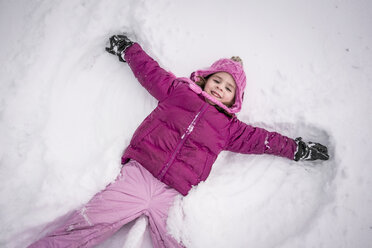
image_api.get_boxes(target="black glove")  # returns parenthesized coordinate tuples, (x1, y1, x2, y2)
(105, 34, 134, 62)
(294, 137, 329, 161)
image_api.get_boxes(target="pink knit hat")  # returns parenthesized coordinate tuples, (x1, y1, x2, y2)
(189, 58, 247, 114)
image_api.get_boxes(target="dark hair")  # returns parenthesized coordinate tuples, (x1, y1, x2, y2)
(195, 76, 208, 90)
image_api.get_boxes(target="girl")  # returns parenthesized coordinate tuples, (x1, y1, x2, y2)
(28, 34, 329, 248)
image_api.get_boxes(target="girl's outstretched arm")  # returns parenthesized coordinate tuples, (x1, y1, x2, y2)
(125, 43, 178, 101)
(225, 119, 329, 161)
(225, 118, 297, 160)
(106, 34, 178, 101)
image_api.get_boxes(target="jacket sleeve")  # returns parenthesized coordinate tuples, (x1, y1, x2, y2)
(124, 43, 178, 101)
(225, 118, 297, 160)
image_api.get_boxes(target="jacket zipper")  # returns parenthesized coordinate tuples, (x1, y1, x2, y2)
(158, 102, 209, 180)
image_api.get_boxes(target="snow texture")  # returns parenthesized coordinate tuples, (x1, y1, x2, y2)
(0, 0, 371, 247)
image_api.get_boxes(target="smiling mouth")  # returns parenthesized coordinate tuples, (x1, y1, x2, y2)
(211, 90, 221, 99)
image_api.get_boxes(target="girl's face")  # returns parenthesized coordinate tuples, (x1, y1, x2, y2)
(204, 72, 236, 107)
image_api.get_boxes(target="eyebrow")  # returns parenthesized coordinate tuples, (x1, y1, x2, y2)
(214, 75, 236, 89)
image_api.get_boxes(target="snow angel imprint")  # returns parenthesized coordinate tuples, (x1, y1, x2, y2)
(28, 34, 329, 248)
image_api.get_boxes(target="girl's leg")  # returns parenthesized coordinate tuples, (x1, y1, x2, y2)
(132, 163, 183, 248)
(28, 161, 153, 248)
(147, 193, 184, 248)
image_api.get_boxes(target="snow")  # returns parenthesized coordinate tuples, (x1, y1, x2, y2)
(1, 0, 371, 247)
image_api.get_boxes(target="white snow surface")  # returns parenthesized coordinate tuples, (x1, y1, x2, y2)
(1, 0, 372, 247)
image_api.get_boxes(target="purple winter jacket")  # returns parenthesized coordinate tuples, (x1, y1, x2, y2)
(121, 43, 297, 196)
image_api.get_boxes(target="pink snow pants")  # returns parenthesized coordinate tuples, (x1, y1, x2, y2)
(28, 160, 183, 248)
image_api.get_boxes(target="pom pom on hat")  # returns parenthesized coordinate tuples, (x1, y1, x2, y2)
(230, 56, 243, 66)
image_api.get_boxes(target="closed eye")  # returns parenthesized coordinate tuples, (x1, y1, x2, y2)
(213, 79, 220, 84)
(226, 87, 232, 92)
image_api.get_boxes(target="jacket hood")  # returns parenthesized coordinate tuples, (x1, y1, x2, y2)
(188, 58, 247, 114)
